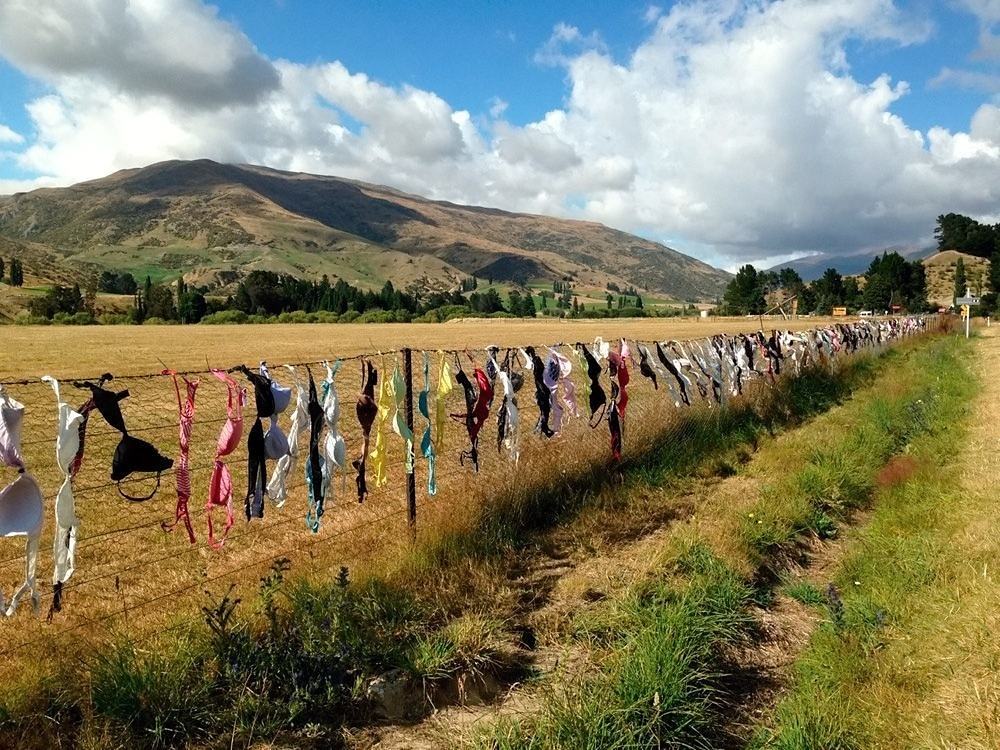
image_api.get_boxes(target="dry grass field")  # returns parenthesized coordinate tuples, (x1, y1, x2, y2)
(0, 316, 844, 378)
(0, 316, 873, 698)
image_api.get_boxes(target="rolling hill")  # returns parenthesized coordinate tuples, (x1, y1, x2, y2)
(0, 159, 730, 300)
(922, 250, 991, 309)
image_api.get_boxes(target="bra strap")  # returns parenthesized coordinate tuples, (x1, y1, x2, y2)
(117, 473, 162, 503)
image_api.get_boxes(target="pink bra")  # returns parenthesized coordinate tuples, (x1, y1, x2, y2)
(162, 371, 199, 544)
(206, 370, 244, 549)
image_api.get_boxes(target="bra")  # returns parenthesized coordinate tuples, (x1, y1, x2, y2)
(212, 370, 244, 456)
(74, 377, 173, 501)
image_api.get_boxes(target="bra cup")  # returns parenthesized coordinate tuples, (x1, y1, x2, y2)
(56, 407, 84, 472)
(216, 418, 243, 457)
(0, 473, 44, 537)
(325, 394, 340, 426)
(0, 397, 25, 469)
(327, 434, 347, 469)
(93, 389, 128, 434)
(209, 462, 233, 505)
(264, 423, 289, 460)
(112, 434, 174, 482)
(270, 383, 292, 415)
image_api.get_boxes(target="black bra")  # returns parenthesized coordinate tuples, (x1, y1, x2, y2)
(74, 375, 173, 502)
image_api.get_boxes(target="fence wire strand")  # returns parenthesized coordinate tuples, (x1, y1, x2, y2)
(0, 319, 928, 659)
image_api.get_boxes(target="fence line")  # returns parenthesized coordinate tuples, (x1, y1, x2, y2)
(0, 319, 928, 657)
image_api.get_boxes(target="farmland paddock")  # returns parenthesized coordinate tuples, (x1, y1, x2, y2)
(0, 316, 947, 748)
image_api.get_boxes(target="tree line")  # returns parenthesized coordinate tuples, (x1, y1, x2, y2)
(22, 269, 543, 324)
(934, 213, 1000, 257)
(722, 251, 929, 316)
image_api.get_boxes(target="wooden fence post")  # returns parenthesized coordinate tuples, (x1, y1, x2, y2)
(403, 348, 417, 532)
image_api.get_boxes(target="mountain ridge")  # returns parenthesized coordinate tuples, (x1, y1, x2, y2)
(0, 159, 730, 300)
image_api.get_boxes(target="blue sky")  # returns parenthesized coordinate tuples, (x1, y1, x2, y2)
(1, 0, 999, 268)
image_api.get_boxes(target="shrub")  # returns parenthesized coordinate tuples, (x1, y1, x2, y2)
(200, 310, 248, 325)
(97, 313, 130, 325)
(12, 310, 49, 326)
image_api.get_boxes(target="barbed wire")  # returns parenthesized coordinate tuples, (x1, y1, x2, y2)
(0, 319, 928, 660)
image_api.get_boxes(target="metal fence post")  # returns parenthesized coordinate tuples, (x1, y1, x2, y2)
(403, 348, 417, 532)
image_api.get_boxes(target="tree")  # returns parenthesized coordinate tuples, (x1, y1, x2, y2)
(934, 213, 1000, 257)
(520, 292, 536, 318)
(722, 264, 765, 315)
(812, 268, 845, 314)
(954, 257, 967, 304)
(862, 274, 892, 311)
(28, 284, 85, 318)
(8, 259, 23, 287)
(508, 290, 523, 317)
(98, 271, 138, 294)
(178, 290, 207, 323)
(146, 284, 178, 320)
(0, 257, 5, 281)
(777, 267, 803, 289)
(842, 277, 862, 310)
(862, 252, 927, 312)
(635, 294, 643, 309)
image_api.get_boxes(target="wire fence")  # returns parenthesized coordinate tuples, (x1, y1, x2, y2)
(0, 318, 929, 663)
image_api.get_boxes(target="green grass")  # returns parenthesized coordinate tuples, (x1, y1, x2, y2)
(480, 543, 754, 750)
(473, 335, 973, 750)
(751, 336, 979, 750)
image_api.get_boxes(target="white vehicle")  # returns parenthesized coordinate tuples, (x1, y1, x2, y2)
(858, 310, 873, 317)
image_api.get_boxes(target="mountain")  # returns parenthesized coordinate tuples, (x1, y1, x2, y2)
(769, 247, 932, 281)
(0, 159, 730, 300)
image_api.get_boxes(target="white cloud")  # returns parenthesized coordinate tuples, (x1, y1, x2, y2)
(643, 5, 664, 25)
(0, 0, 279, 107)
(488, 96, 509, 119)
(0, 0, 998, 267)
(0, 125, 23, 144)
(533, 23, 609, 67)
(960, 0, 1000, 25)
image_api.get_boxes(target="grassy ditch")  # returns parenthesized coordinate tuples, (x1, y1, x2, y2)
(0, 336, 943, 749)
(472, 334, 973, 749)
(752, 337, 982, 749)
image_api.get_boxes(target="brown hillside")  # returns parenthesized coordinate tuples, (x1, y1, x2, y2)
(923, 250, 991, 308)
(0, 159, 731, 300)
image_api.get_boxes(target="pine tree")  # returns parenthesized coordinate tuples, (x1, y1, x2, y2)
(954, 257, 967, 304)
(0, 257, 5, 282)
(9, 259, 23, 287)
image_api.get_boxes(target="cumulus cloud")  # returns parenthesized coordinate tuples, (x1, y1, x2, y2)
(1, 0, 1000, 267)
(0, 124, 23, 144)
(0, 0, 279, 107)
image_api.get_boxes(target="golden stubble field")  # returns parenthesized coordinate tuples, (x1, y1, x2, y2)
(0, 316, 852, 686)
(0, 316, 844, 378)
